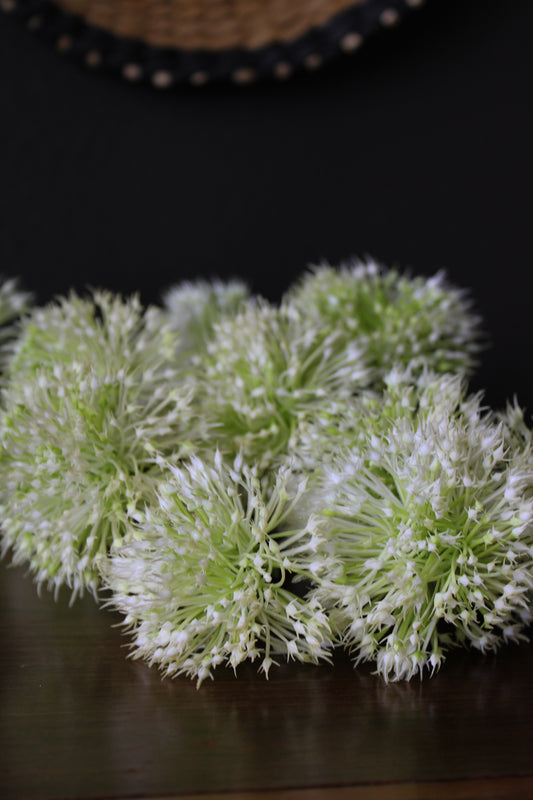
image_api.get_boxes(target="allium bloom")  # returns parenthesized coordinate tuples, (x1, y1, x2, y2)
(291, 367, 474, 475)
(0, 277, 32, 369)
(290, 372, 533, 681)
(104, 453, 332, 685)
(197, 299, 371, 471)
(162, 278, 250, 360)
(0, 291, 201, 597)
(285, 260, 482, 381)
(5, 290, 176, 379)
(0, 277, 32, 328)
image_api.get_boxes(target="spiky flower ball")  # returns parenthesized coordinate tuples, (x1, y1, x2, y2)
(285, 260, 482, 381)
(198, 299, 371, 471)
(290, 372, 533, 681)
(104, 453, 333, 685)
(0, 277, 32, 329)
(4, 290, 177, 379)
(291, 367, 476, 475)
(0, 291, 201, 597)
(0, 277, 32, 371)
(162, 278, 250, 361)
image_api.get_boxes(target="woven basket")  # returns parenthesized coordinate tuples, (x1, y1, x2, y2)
(3, 0, 426, 85)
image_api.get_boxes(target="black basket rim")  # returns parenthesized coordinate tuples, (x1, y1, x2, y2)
(2, 0, 426, 86)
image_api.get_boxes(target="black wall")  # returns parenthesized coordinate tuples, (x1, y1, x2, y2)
(1, 0, 532, 408)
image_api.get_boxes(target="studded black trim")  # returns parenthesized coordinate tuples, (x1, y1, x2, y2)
(1, 0, 425, 86)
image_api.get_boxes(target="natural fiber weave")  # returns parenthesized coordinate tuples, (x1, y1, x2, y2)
(53, 0, 364, 50)
(52, 0, 363, 50)
(4, 0, 425, 85)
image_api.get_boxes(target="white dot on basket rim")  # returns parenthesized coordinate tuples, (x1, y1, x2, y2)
(152, 70, 174, 89)
(56, 34, 73, 53)
(340, 32, 363, 52)
(190, 70, 209, 86)
(85, 50, 102, 68)
(27, 14, 42, 30)
(304, 53, 323, 70)
(274, 61, 292, 80)
(380, 8, 400, 26)
(122, 62, 143, 82)
(232, 67, 256, 85)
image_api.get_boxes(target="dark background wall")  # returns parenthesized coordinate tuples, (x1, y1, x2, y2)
(0, 0, 532, 408)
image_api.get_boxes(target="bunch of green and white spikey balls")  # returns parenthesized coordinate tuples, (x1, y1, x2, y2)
(1, 261, 532, 685)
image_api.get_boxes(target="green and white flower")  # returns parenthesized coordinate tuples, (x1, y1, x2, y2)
(0, 291, 201, 597)
(5, 290, 175, 379)
(0, 277, 31, 328)
(288, 372, 533, 681)
(291, 367, 478, 475)
(162, 278, 250, 361)
(285, 260, 482, 382)
(0, 277, 32, 372)
(0, 263, 530, 685)
(198, 299, 371, 471)
(104, 453, 333, 685)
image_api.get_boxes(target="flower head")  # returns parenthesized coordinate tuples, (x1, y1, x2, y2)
(103, 453, 332, 685)
(0, 277, 32, 372)
(0, 291, 201, 597)
(292, 367, 478, 473)
(197, 299, 371, 471)
(162, 278, 250, 361)
(285, 260, 482, 382)
(5, 290, 175, 379)
(289, 372, 533, 680)
(0, 277, 32, 327)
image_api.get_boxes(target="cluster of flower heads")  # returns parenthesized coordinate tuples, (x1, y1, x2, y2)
(0, 259, 532, 685)
(0, 290, 204, 597)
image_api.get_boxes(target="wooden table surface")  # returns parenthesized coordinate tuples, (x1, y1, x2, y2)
(1, 562, 533, 800)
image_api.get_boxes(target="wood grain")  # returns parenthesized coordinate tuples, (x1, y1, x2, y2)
(140, 778, 533, 799)
(1, 562, 532, 799)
